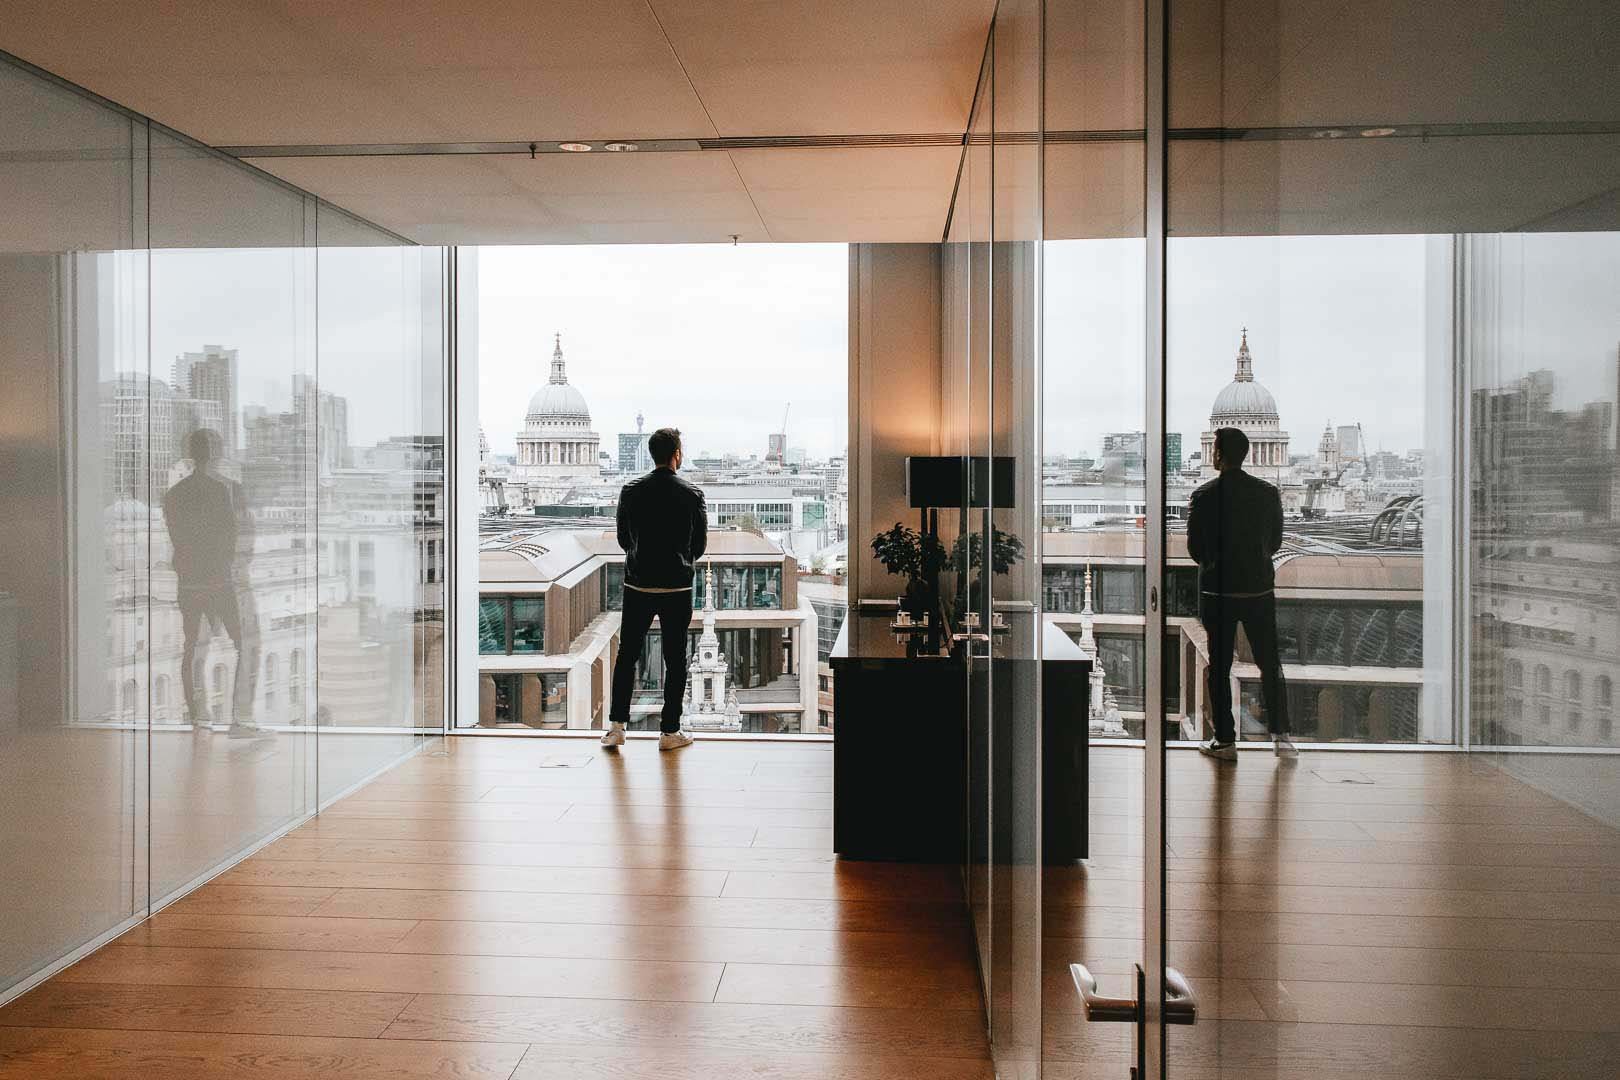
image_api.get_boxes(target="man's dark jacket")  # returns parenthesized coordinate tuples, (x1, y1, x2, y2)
(616, 468, 709, 589)
(1185, 468, 1283, 596)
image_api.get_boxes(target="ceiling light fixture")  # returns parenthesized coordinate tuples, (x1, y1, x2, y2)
(1359, 127, 1397, 138)
(558, 142, 593, 152)
(1310, 128, 1346, 139)
(603, 142, 639, 152)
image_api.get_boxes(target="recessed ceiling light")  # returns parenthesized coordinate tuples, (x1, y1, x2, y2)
(603, 142, 639, 152)
(1359, 127, 1397, 138)
(1310, 128, 1346, 139)
(558, 142, 593, 153)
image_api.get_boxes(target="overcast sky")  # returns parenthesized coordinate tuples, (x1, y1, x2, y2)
(476, 244, 848, 460)
(141, 233, 1617, 462)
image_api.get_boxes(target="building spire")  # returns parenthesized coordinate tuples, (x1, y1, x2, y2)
(1078, 563, 1097, 653)
(549, 332, 567, 385)
(1234, 327, 1254, 382)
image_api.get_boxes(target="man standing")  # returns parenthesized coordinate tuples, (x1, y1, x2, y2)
(602, 427, 706, 751)
(163, 427, 263, 739)
(1187, 426, 1296, 761)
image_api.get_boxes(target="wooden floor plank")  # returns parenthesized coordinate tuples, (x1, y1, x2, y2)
(309, 887, 972, 933)
(714, 962, 985, 1010)
(0, 983, 412, 1038)
(0, 1027, 528, 1080)
(510, 1043, 994, 1080)
(389, 918, 978, 970)
(259, 835, 837, 873)
(57, 944, 725, 1003)
(121, 913, 420, 953)
(383, 994, 991, 1059)
(218, 858, 732, 896)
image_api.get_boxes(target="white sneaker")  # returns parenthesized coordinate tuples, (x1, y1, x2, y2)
(1274, 734, 1299, 760)
(600, 723, 626, 748)
(658, 730, 694, 752)
(1199, 737, 1237, 762)
(227, 722, 274, 742)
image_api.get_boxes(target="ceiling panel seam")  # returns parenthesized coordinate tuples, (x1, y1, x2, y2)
(642, 0, 771, 241)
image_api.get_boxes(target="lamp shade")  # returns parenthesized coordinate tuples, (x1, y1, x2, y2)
(906, 455, 1015, 508)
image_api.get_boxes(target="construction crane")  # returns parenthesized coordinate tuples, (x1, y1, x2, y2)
(767, 403, 791, 468)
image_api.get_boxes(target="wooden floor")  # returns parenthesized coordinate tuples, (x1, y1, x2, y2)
(1045, 746, 1620, 1080)
(6, 739, 1618, 1079)
(0, 737, 993, 1080)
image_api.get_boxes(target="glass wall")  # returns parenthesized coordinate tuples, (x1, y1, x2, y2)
(942, 2, 1047, 1073)
(1155, 3, 1620, 1079)
(0, 53, 445, 1004)
(0, 57, 144, 1001)
(968, 2, 1618, 1077)
(312, 221, 445, 803)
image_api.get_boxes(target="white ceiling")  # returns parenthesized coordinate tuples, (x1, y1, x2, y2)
(0, 1, 996, 244)
(3, 1, 1616, 245)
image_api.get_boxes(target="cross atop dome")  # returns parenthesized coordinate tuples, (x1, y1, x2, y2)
(549, 332, 567, 385)
(1234, 328, 1254, 382)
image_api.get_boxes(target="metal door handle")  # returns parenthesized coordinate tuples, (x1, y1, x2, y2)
(1070, 963, 1139, 1023)
(1072, 963, 1197, 1026)
(1164, 967, 1197, 1025)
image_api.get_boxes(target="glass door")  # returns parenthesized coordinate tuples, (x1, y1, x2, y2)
(1155, 3, 1620, 1080)
(1041, 0, 1157, 1077)
(1039, 3, 1620, 1078)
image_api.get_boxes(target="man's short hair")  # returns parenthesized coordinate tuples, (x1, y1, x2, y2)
(1213, 426, 1249, 466)
(648, 427, 682, 466)
(186, 427, 221, 465)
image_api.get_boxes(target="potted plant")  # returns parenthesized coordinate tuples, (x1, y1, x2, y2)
(952, 526, 1025, 613)
(870, 522, 947, 619)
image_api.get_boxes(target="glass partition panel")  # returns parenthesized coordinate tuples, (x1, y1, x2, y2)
(944, 24, 996, 1031)
(1041, 1, 1149, 1076)
(0, 50, 445, 1005)
(0, 58, 142, 995)
(988, 1, 1045, 1073)
(147, 129, 315, 902)
(314, 220, 443, 803)
(1467, 230, 1620, 800)
(1161, 3, 1620, 1078)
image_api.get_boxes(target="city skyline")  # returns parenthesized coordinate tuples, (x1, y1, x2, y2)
(477, 244, 849, 460)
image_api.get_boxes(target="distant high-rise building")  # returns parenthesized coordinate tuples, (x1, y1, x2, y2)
(102, 373, 228, 503)
(1100, 431, 1145, 481)
(293, 373, 350, 473)
(617, 411, 653, 473)
(1166, 433, 1183, 473)
(172, 345, 239, 452)
(1336, 424, 1363, 462)
(767, 432, 787, 466)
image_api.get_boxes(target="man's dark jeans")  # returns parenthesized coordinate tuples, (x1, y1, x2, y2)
(1200, 592, 1290, 744)
(610, 587, 693, 734)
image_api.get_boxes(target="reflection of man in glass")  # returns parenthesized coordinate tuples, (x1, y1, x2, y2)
(163, 428, 263, 738)
(1187, 427, 1296, 761)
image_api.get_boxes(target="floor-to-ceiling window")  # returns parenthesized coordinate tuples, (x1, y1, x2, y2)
(459, 244, 845, 736)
